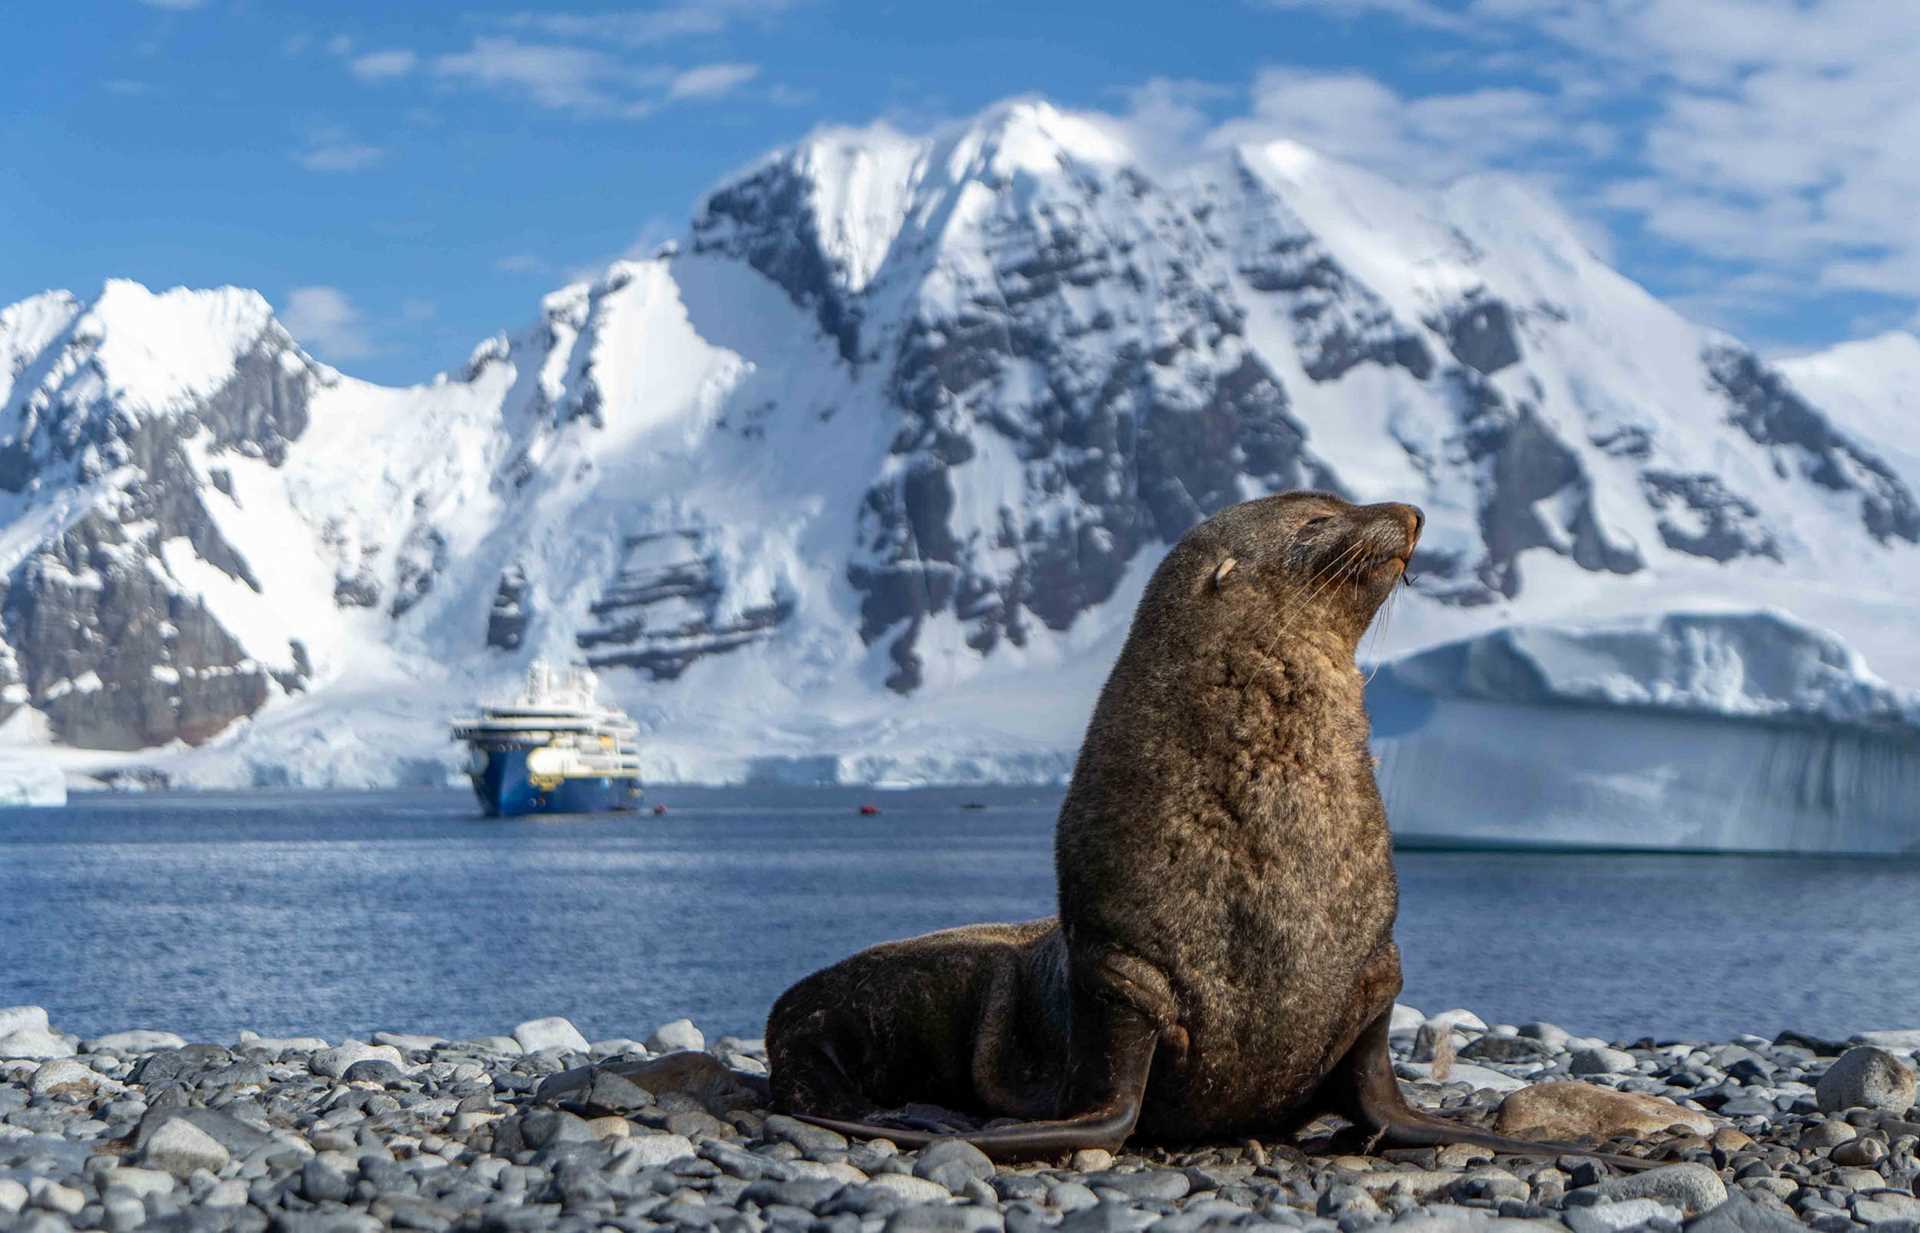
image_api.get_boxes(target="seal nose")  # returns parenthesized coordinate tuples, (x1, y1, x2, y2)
(1404, 505, 1425, 542)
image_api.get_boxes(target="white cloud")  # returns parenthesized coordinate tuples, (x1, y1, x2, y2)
(295, 133, 385, 173)
(350, 50, 417, 82)
(281, 287, 373, 358)
(1237, 0, 1920, 335)
(496, 0, 797, 48)
(667, 62, 759, 101)
(1256, 0, 1476, 34)
(1207, 69, 1577, 186)
(434, 38, 667, 116)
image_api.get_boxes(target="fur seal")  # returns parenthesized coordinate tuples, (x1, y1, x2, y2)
(767, 491, 1649, 1166)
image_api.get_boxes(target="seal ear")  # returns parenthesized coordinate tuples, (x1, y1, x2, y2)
(1211, 557, 1238, 590)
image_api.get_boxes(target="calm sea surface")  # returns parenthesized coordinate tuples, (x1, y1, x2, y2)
(2, 787, 1915, 1045)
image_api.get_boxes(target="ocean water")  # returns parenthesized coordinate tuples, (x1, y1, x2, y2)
(2, 787, 1915, 1045)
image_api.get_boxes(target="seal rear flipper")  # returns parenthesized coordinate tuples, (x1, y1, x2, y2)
(792, 1102, 1142, 1161)
(1336, 1010, 1658, 1174)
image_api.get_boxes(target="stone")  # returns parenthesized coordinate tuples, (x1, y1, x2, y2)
(1853, 1031, 1920, 1053)
(586, 1116, 631, 1139)
(87, 1030, 188, 1053)
(30, 1058, 118, 1097)
(763, 1113, 847, 1153)
(1587, 1164, 1728, 1215)
(236, 1030, 330, 1053)
(867, 1174, 954, 1203)
(311, 1041, 406, 1080)
(203, 1179, 249, 1208)
(135, 1106, 275, 1158)
(465, 1034, 523, 1054)
(885, 1208, 1006, 1233)
(1390, 1005, 1427, 1034)
(1564, 1198, 1680, 1233)
(589, 1038, 649, 1058)
(1681, 1192, 1803, 1233)
(1496, 1083, 1714, 1140)
(1071, 1148, 1114, 1172)
(27, 1179, 85, 1216)
(0, 1028, 74, 1060)
(0, 1007, 49, 1037)
(1400, 1061, 1527, 1092)
(141, 1117, 232, 1177)
(1817, 1047, 1917, 1114)
(1831, 1136, 1888, 1166)
(0, 1180, 24, 1216)
(619, 1131, 697, 1168)
(1802, 1121, 1858, 1149)
(371, 1032, 444, 1051)
(340, 1059, 408, 1086)
(647, 1019, 707, 1054)
(789, 1160, 868, 1184)
(913, 1138, 995, 1191)
(1426, 1009, 1489, 1034)
(1047, 1181, 1099, 1211)
(1853, 1192, 1920, 1223)
(510, 1016, 590, 1054)
(300, 1158, 353, 1204)
(1571, 1048, 1639, 1076)
(1460, 1036, 1556, 1063)
(1083, 1169, 1190, 1201)
(100, 1168, 176, 1200)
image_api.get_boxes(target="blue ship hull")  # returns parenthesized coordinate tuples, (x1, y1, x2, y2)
(468, 747, 642, 818)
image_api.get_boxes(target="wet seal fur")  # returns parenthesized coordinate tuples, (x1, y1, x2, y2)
(766, 492, 1654, 1167)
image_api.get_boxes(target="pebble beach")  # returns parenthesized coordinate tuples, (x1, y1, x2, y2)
(3, 1004, 1918, 1233)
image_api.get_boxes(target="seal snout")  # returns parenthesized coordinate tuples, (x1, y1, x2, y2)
(1359, 501, 1424, 570)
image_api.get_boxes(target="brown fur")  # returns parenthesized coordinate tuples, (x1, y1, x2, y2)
(766, 493, 1649, 1167)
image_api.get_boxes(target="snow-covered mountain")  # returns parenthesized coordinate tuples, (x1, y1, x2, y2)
(3, 98, 1916, 847)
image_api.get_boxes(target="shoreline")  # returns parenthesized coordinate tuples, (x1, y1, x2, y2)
(4, 1005, 1918, 1233)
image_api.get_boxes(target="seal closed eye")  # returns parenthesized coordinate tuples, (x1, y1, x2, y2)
(767, 492, 1650, 1168)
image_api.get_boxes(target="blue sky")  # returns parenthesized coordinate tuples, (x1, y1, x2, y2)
(6, 0, 1917, 383)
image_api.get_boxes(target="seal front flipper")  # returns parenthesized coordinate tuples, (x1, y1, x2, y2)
(1334, 1009, 1658, 1173)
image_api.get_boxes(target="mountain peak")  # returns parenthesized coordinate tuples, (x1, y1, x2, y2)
(74, 280, 279, 416)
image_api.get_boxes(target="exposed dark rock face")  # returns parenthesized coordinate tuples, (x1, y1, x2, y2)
(691, 162, 865, 363)
(389, 524, 447, 619)
(0, 321, 314, 747)
(1202, 161, 1433, 383)
(1642, 472, 1782, 562)
(1706, 345, 1920, 544)
(1435, 293, 1522, 375)
(846, 156, 1332, 691)
(1, 515, 270, 749)
(1438, 371, 1641, 600)
(487, 566, 531, 651)
(576, 530, 790, 679)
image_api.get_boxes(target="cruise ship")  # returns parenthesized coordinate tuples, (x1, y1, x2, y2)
(450, 661, 644, 817)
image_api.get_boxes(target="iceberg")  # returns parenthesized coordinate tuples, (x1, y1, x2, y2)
(0, 760, 68, 808)
(1368, 611, 1920, 854)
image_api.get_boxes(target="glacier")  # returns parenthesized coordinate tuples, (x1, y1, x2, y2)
(0, 97, 1917, 852)
(1370, 611, 1920, 854)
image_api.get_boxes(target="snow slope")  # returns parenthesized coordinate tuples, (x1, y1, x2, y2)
(1, 97, 1916, 852)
